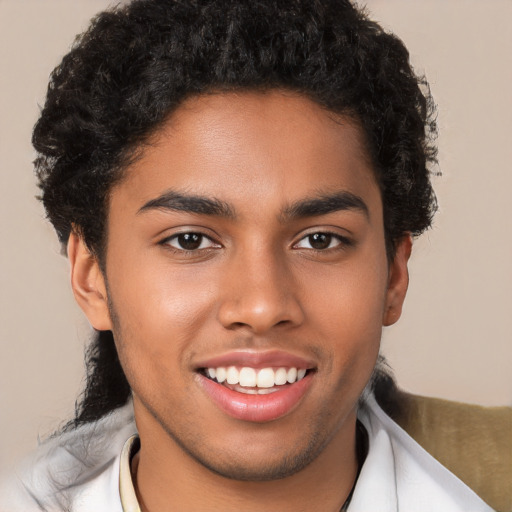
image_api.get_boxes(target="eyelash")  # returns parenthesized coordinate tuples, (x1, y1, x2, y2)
(159, 232, 221, 253)
(292, 231, 354, 253)
(159, 230, 353, 253)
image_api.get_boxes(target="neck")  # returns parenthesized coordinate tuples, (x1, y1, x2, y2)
(132, 409, 359, 512)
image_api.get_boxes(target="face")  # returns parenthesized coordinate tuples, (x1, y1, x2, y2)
(71, 91, 410, 481)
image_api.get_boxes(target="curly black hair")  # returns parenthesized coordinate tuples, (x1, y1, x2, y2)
(33, 0, 438, 427)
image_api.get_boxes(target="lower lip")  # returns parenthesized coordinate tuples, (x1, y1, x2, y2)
(197, 373, 313, 423)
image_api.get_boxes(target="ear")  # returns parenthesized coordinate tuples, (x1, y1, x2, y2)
(382, 235, 413, 327)
(67, 232, 113, 331)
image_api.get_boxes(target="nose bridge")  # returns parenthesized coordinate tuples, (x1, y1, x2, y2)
(217, 241, 303, 333)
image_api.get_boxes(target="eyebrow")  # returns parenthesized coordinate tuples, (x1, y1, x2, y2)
(281, 191, 369, 221)
(138, 190, 235, 218)
(138, 189, 368, 222)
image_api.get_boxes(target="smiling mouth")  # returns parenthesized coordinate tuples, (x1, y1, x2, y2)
(199, 366, 314, 395)
(196, 358, 316, 421)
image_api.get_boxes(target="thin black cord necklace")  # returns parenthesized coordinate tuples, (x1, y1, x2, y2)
(340, 420, 369, 511)
(127, 421, 369, 512)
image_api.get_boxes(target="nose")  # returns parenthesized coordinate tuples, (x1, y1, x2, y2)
(217, 247, 304, 334)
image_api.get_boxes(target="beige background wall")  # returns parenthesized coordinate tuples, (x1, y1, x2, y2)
(1, 0, 510, 471)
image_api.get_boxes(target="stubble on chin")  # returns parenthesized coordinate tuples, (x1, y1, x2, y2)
(143, 394, 344, 482)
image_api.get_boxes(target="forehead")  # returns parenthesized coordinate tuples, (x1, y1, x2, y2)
(114, 90, 379, 215)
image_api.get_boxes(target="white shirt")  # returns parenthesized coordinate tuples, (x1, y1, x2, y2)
(0, 396, 494, 512)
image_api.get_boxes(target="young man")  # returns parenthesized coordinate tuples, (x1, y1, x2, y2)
(1, 1, 509, 511)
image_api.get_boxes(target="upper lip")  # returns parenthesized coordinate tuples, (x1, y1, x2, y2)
(194, 350, 316, 370)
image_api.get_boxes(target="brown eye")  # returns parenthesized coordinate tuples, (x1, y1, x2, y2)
(294, 232, 350, 251)
(176, 233, 203, 250)
(164, 232, 219, 251)
(308, 233, 332, 250)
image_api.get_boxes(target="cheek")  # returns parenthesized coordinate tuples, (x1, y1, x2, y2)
(111, 255, 216, 328)
(305, 252, 388, 374)
(308, 256, 388, 334)
(105, 259, 217, 381)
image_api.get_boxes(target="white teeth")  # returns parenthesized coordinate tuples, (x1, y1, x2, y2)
(286, 367, 298, 384)
(239, 367, 256, 387)
(226, 366, 239, 385)
(274, 367, 288, 385)
(216, 367, 226, 383)
(234, 385, 279, 395)
(256, 368, 275, 388)
(256, 387, 277, 395)
(205, 366, 308, 388)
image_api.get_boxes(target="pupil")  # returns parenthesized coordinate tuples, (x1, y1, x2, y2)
(309, 233, 331, 250)
(178, 233, 202, 250)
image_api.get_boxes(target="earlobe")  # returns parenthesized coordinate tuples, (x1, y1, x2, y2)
(383, 235, 413, 327)
(67, 232, 112, 331)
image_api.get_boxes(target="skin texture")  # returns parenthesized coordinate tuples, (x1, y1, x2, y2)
(68, 90, 411, 512)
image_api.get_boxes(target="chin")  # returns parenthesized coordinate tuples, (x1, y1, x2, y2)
(192, 445, 323, 482)
(165, 417, 334, 482)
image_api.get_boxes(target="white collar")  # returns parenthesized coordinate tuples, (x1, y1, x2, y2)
(350, 395, 493, 511)
(117, 395, 493, 512)
(119, 435, 141, 512)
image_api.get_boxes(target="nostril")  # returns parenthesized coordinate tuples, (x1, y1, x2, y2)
(232, 321, 250, 329)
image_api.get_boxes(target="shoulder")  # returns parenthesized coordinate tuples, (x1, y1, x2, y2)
(355, 393, 503, 511)
(383, 391, 512, 512)
(0, 402, 137, 512)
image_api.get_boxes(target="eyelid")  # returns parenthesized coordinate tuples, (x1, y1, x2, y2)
(292, 229, 354, 250)
(158, 229, 222, 251)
